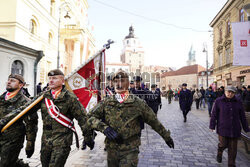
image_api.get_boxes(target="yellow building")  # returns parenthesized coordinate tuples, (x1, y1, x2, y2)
(210, 0, 250, 87)
(0, 0, 95, 84)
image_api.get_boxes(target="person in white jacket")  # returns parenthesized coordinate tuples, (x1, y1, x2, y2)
(193, 89, 202, 109)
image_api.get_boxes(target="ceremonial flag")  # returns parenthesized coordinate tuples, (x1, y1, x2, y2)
(65, 49, 106, 112)
(231, 22, 250, 66)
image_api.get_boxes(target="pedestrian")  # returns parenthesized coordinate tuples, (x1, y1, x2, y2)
(217, 86, 225, 98)
(36, 82, 42, 94)
(0, 74, 38, 167)
(209, 86, 249, 167)
(105, 75, 115, 97)
(42, 83, 49, 91)
(167, 87, 173, 104)
(205, 86, 216, 117)
(179, 83, 192, 122)
(87, 70, 174, 167)
(243, 85, 250, 112)
(193, 89, 202, 109)
(132, 76, 147, 101)
(147, 84, 161, 115)
(199, 87, 206, 108)
(0, 69, 95, 167)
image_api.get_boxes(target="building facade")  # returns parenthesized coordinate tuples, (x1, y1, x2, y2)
(161, 64, 205, 90)
(197, 70, 215, 88)
(120, 25, 144, 74)
(0, 37, 43, 96)
(0, 0, 95, 85)
(210, 0, 250, 87)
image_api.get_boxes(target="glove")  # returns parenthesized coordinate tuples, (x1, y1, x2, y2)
(165, 137, 174, 149)
(0, 119, 8, 133)
(103, 127, 118, 140)
(25, 141, 35, 158)
(82, 139, 95, 150)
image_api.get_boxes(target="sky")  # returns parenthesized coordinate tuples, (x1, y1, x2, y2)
(87, 0, 228, 69)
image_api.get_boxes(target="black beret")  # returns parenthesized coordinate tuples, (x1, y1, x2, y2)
(130, 80, 134, 84)
(112, 70, 129, 80)
(48, 69, 64, 76)
(182, 83, 187, 86)
(133, 76, 142, 82)
(8, 74, 25, 83)
(151, 84, 156, 88)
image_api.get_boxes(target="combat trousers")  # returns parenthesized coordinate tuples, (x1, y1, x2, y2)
(107, 147, 139, 167)
(40, 144, 71, 167)
(0, 136, 24, 167)
(218, 135, 238, 167)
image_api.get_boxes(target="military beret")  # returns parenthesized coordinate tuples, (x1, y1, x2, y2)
(48, 69, 64, 76)
(182, 83, 187, 86)
(107, 75, 112, 81)
(112, 70, 129, 80)
(133, 76, 142, 82)
(130, 80, 134, 84)
(8, 74, 25, 83)
(151, 84, 156, 88)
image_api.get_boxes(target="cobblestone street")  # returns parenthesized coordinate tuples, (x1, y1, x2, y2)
(19, 98, 250, 167)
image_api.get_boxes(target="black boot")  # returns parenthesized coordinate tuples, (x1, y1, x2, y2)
(183, 115, 187, 122)
(216, 148, 223, 163)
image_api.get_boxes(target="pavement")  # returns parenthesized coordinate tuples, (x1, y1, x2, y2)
(19, 98, 250, 167)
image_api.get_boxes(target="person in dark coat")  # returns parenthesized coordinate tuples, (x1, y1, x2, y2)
(147, 84, 161, 115)
(200, 87, 206, 108)
(244, 85, 250, 112)
(205, 86, 216, 117)
(132, 76, 147, 102)
(36, 82, 42, 95)
(179, 83, 192, 122)
(105, 75, 115, 97)
(217, 86, 224, 98)
(209, 86, 249, 166)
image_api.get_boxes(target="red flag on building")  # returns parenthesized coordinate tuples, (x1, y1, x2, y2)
(65, 49, 106, 112)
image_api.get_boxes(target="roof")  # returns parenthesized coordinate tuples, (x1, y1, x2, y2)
(161, 64, 205, 77)
(106, 62, 130, 66)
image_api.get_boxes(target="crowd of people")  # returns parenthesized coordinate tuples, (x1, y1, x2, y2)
(0, 69, 249, 167)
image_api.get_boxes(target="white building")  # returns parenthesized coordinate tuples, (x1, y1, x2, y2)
(106, 62, 130, 76)
(120, 26, 144, 74)
(0, 37, 43, 96)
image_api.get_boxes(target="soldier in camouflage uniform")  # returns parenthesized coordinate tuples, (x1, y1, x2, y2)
(0, 69, 94, 167)
(0, 74, 38, 167)
(87, 70, 174, 167)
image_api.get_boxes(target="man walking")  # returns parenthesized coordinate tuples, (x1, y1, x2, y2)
(0, 69, 94, 167)
(200, 87, 206, 108)
(205, 86, 216, 117)
(0, 74, 38, 167)
(210, 86, 249, 167)
(87, 70, 174, 167)
(179, 83, 192, 122)
(147, 84, 161, 115)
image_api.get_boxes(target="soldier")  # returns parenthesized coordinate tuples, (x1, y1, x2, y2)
(0, 74, 38, 167)
(167, 87, 174, 104)
(87, 70, 174, 167)
(105, 75, 115, 96)
(179, 83, 192, 122)
(0, 69, 94, 167)
(147, 84, 161, 115)
(131, 76, 148, 102)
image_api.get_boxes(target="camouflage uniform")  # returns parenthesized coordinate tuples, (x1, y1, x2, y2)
(0, 90, 38, 167)
(88, 94, 173, 167)
(2, 86, 92, 167)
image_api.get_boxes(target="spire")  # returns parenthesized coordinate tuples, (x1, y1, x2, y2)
(125, 25, 135, 39)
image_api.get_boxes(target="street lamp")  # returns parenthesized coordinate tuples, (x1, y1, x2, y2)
(203, 43, 209, 88)
(243, 3, 250, 21)
(57, 3, 71, 69)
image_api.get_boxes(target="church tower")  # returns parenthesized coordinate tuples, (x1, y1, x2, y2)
(120, 25, 144, 74)
(187, 45, 196, 66)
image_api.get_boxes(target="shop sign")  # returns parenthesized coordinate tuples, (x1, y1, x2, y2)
(240, 69, 250, 74)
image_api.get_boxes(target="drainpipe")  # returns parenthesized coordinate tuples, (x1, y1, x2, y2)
(34, 51, 44, 96)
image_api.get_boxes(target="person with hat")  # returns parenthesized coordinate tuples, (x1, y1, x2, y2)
(132, 76, 148, 101)
(0, 69, 95, 167)
(87, 69, 174, 167)
(0, 74, 38, 167)
(179, 83, 193, 122)
(210, 86, 249, 166)
(205, 86, 216, 117)
(105, 75, 115, 97)
(147, 84, 162, 115)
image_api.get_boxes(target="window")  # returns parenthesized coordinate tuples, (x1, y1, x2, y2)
(48, 32, 53, 44)
(240, 8, 245, 22)
(219, 27, 222, 41)
(226, 21, 230, 35)
(29, 19, 37, 34)
(50, 0, 55, 16)
(225, 48, 231, 64)
(11, 60, 24, 76)
(218, 52, 222, 67)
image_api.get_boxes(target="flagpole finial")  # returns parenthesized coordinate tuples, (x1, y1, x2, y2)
(103, 39, 114, 49)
